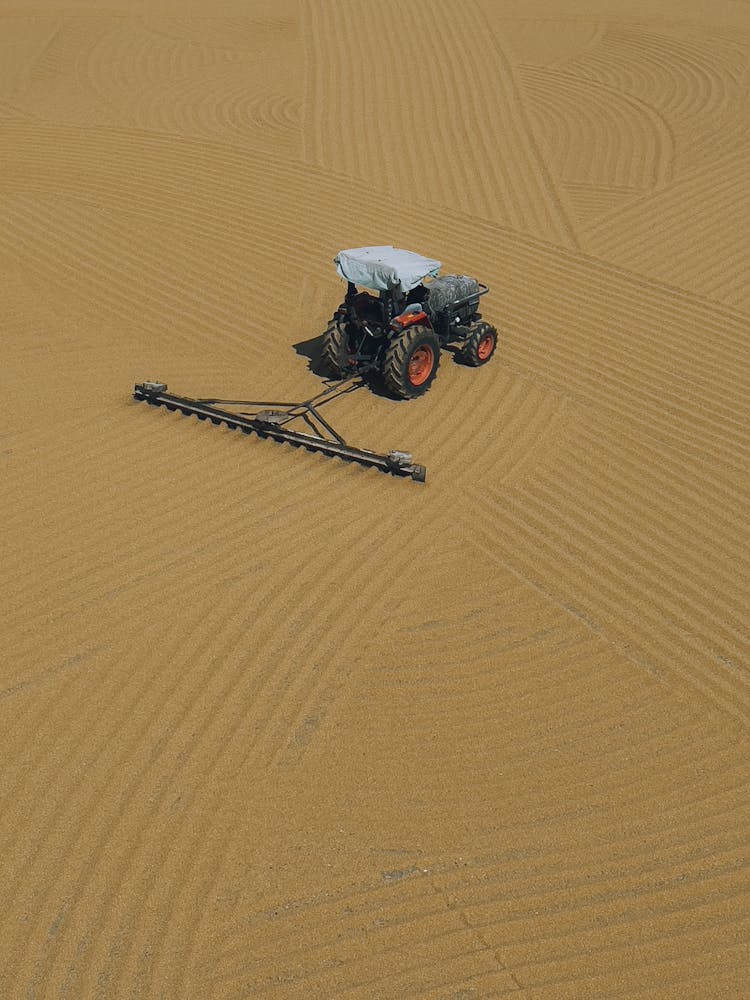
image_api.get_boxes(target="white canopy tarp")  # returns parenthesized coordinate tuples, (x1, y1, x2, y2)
(334, 246, 441, 293)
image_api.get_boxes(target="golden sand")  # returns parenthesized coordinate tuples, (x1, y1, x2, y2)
(1, 1, 749, 996)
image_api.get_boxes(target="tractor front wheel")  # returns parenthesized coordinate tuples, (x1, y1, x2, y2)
(460, 323, 497, 367)
(383, 325, 441, 399)
(321, 321, 355, 378)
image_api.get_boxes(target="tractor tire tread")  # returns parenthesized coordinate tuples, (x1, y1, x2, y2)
(383, 325, 440, 399)
(321, 322, 347, 378)
(461, 322, 497, 367)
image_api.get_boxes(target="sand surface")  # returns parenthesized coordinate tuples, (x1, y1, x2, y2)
(2, 1, 749, 997)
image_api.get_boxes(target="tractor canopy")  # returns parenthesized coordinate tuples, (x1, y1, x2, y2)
(334, 246, 441, 293)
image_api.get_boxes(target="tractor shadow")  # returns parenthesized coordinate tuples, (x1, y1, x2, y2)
(292, 333, 396, 400)
(293, 333, 329, 379)
(442, 344, 466, 365)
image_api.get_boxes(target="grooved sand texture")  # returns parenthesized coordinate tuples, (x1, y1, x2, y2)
(1, 2, 749, 998)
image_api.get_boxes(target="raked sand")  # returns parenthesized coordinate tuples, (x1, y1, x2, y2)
(1, 1, 749, 996)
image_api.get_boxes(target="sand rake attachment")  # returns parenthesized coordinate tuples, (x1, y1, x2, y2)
(133, 380, 426, 482)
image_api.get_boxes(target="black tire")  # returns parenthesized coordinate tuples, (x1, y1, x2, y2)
(460, 322, 497, 367)
(321, 322, 353, 378)
(383, 325, 441, 399)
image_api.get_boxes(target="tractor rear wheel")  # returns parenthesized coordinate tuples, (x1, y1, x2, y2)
(383, 325, 441, 399)
(321, 321, 354, 378)
(460, 323, 497, 367)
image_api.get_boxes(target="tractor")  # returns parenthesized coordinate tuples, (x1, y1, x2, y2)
(321, 246, 497, 398)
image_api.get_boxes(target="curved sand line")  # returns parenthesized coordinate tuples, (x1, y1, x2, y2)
(563, 22, 746, 120)
(519, 66, 674, 193)
(140, 12, 298, 54)
(491, 15, 606, 68)
(82, 20, 300, 148)
(131, 71, 301, 144)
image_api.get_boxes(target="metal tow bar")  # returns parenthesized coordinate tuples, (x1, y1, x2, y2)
(133, 381, 427, 483)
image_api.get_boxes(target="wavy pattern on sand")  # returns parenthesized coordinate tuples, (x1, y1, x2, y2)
(81, 20, 301, 147)
(453, 219, 750, 475)
(131, 70, 301, 143)
(141, 12, 297, 53)
(0, 124, 338, 365)
(84, 20, 240, 100)
(1, 158, 476, 989)
(211, 877, 525, 997)
(584, 147, 750, 312)
(466, 454, 750, 725)
(2, 6, 750, 995)
(410, 366, 574, 493)
(0, 109, 446, 995)
(1, 443, 460, 997)
(141, 501, 470, 998)
(0, 99, 35, 120)
(563, 182, 646, 227)
(200, 556, 748, 995)
(4, 121, 748, 712)
(206, 783, 749, 998)
(520, 67, 674, 194)
(208, 846, 749, 999)
(301, 0, 577, 248)
(7, 16, 123, 124)
(564, 24, 747, 120)
(0, 400, 437, 995)
(0, 14, 62, 99)
(674, 101, 750, 176)
(492, 16, 606, 67)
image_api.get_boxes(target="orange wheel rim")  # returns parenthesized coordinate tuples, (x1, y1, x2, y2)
(477, 333, 494, 360)
(407, 345, 434, 386)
